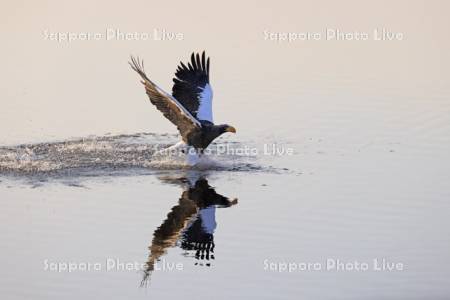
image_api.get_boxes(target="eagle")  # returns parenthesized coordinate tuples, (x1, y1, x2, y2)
(129, 52, 236, 165)
(141, 174, 237, 285)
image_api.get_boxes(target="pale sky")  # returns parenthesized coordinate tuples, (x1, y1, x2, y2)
(1, 0, 449, 144)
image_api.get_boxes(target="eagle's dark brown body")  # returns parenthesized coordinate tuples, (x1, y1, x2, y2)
(185, 122, 232, 152)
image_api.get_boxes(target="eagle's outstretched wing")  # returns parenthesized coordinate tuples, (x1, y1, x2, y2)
(129, 56, 201, 141)
(172, 52, 213, 123)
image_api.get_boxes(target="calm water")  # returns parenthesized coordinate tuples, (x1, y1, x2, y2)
(2, 1, 450, 299)
(1, 115, 449, 299)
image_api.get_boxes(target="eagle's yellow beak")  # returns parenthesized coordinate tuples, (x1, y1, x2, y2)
(226, 126, 236, 133)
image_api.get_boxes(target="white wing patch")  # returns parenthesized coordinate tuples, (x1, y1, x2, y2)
(196, 83, 213, 122)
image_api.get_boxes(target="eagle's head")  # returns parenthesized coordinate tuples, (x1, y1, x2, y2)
(219, 124, 236, 134)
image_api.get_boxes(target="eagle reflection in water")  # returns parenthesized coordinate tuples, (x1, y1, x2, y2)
(142, 174, 237, 285)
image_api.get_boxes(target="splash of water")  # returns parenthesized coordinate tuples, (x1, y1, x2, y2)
(0, 133, 264, 179)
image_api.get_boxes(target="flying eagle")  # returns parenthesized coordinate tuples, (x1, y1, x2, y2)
(129, 52, 236, 165)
